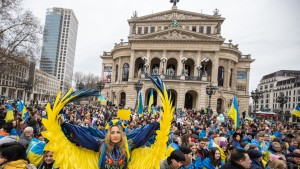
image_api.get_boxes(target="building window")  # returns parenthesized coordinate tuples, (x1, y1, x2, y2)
(137, 27, 142, 34)
(144, 27, 149, 34)
(115, 65, 118, 82)
(150, 27, 155, 33)
(164, 26, 168, 30)
(192, 26, 197, 32)
(270, 84, 274, 88)
(218, 66, 224, 87)
(122, 63, 129, 81)
(199, 26, 204, 33)
(206, 26, 211, 34)
(265, 85, 268, 89)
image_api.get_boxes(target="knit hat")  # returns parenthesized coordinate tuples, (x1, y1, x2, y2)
(169, 150, 186, 161)
(247, 149, 262, 159)
(269, 154, 281, 161)
(180, 146, 192, 154)
(220, 141, 228, 147)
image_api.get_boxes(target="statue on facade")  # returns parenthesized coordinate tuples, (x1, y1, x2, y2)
(170, 0, 180, 6)
(171, 19, 181, 28)
(132, 11, 138, 18)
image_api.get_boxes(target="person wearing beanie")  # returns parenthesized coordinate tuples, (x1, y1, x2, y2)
(247, 149, 263, 169)
(160, 150, 186, 169)
(219, 141, 228, 162)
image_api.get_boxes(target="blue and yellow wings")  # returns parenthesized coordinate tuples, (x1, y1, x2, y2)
(127, 73, 174, 169)
(42, 89, 100, 169)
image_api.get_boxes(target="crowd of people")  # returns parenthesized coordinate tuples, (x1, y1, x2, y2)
(0, 98, 299, 169)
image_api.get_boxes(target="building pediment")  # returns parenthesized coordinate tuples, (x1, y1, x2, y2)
(129, 9, 224, 22)
(129, 28, 225, 42)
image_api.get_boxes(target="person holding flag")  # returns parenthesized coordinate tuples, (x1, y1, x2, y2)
(292, 104, 300, 118)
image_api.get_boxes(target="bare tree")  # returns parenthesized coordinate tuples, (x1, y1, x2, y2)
(0, 0, 43, 72)
(73, 72, 99, 89)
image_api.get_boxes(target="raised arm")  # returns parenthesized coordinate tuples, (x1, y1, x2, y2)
(61, 122, 101, 152)
(129, 121, 160, 149)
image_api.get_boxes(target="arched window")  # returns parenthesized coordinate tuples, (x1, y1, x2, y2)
(122, 63, 129, 81)
(115, 64, 118, 82)
(218, 66, 224, 86)
(120, 92, 126, 107)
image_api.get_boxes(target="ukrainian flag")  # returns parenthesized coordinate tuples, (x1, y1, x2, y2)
(272, 131, 282, 139)
(17, 101, 24, 114)
(97, 95, 107, 105)
(292, 104, 300, 118)
(21, 107, 29, 124)
(5, 103, 14, 122)
(148, 89, 154, 113)
(26, 138, 46, 166)
(228, 96, 240, 128)
(245, 116, 254, 121)
(137, 91, 143, 117)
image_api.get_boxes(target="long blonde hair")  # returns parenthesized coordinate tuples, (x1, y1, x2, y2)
(104, 125, 127, 156)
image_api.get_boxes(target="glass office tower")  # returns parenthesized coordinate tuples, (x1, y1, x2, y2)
(40, 8, 78, 93)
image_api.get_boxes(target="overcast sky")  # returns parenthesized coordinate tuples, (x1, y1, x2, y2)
(23, 0, 300, 92)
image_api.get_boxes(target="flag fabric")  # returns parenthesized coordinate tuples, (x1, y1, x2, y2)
(245, 116, 254, 121)
(137, 91, 143, 117)
(5, 103, 14, 122)
(97, 95, 107, 105)
(228, 96, 240, 128)
(117, 109, 131, 121)
(272, 131, 282, 139)
(292, 104, 300, 117)
(17, 101, 24, 113)
(26, 138, 46, 166)
(148, 89, 154, 113)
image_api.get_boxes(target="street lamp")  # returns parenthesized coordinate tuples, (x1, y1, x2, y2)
(206, 84, 218, 116)
(181, 57, 187, 75)
(161, 57, 167, 75)
(78, 82, 84, 90)
(97, 81, 105, 95)
(250, 89, 264, 113)
(276, 92, 288, 122)
(133, 80, 143, 109)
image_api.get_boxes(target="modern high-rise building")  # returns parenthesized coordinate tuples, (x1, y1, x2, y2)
(40, 7, 78, 93)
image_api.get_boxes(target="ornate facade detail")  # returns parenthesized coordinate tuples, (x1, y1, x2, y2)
(145, 12, 202, 20)
(155, 31, 195, 40)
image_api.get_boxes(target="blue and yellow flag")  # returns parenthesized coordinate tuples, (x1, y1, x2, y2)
(148, 89, 154, 113)
(137, 91, 143, 117)
(5, 103, 14, 122)
(17, 101, 24, 113)
(292, 104, 300, 117)
(245, 116, 254, 121)
(97, 95, 107, 105)
(26, 138, 46, 166)
(228, 96, 240, 128)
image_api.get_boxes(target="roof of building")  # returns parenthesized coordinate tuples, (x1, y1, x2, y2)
(260, 70, 300, 81)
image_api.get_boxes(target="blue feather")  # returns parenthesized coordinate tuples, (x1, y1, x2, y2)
(61, 89, 99, 104)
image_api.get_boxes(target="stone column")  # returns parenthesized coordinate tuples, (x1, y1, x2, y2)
(101, 63, 105, 82)
(118, 58, 122, 82)
(129, 50, 135, 82)
(0, 87, 2, 96)
(211, 52, 219, 85)
(177, 51, 183, 76)
(232, 63, 237, 90)
(246, 68, 250, 94)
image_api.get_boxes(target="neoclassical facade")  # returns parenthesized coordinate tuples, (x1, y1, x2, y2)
(100, 6, 254, 114)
